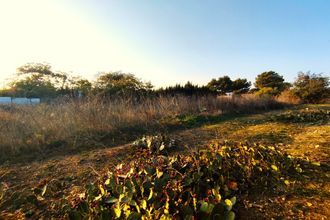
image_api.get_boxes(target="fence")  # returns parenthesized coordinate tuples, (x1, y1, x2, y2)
(0, 97, 40, 105)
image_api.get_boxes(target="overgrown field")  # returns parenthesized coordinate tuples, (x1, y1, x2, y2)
(0, 95, 281, 162)
(0, 101, 329, 219)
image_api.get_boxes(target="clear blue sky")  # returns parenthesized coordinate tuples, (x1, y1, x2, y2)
(0, 0, 329, 87)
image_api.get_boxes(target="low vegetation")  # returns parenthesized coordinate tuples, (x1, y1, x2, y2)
(0, 63, 329, 219)
(0, 95, 283, 163)
(65, 141, 322, 220)
(0, 63, 329, 104)
(270, 108, 330, 124)
(0, 104, 329, 219)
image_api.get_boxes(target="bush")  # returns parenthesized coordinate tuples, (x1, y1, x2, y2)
(254, 71, 287, 96)
(95, 72, 153, 99)
(270, 108, 330, 124)
(64, 141, 309, 219)
(255, 87, 279, 97)
(292, 72, 330, 103)
(276, 89, 302, 104)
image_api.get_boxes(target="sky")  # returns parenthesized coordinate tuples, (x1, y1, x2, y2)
(0, 0, 329, 88)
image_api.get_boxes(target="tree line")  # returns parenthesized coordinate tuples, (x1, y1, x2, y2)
(0, 63, 329, 103)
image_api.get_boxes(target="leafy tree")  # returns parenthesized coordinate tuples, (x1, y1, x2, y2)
(70, 78, 92, 97)
(3, 63, 90, 99)
(232, 78, 251, 94)
(207, 76, 233, 94)
(17, 63, 53, 76)
(95, 72, 153, 98)
(255, 71, 286, 96)
(11, 77, 57, 98)
(157, 82, 215, 96)
(292, 72, 329, 103)
(207, 76, 250, 94)
(17, 63, 69, 89)
(255, 87, 278, 97)
(9, 63, 60, 98)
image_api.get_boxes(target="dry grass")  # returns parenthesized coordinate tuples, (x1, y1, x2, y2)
(0, 104, 328, 219)
(276, 89, 302, 104)
(0, 94, 284, 162)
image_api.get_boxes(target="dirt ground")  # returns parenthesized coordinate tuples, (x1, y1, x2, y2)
(0, 104, 329, 219)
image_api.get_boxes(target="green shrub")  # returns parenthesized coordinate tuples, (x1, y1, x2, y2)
(271, 108, 330, 124)
(64, 140, 308, 219)
(255, 87, 280, 97)
(292, 72, 330, 103)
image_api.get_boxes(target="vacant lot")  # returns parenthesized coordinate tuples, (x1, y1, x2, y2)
(0, 102, 329, 219)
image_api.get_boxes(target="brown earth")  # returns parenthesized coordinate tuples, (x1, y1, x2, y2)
(0, 104, 329, 219)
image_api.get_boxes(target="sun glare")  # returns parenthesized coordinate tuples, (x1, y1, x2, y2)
(0, 0, 153, 86)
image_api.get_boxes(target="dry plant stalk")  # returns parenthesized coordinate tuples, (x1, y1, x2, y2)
(0, 95, 284, 160)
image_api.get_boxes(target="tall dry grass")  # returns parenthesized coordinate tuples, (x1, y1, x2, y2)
(0, 94, 284, 161)
(276, 89, 302, 104)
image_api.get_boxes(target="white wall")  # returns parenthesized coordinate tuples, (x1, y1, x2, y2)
(0, 97, 12, 104)
(0, 97, 41, 105)
(30, 98, 41, 104)
(12, 98, 30, 105)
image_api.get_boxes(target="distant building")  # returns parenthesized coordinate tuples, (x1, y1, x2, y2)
(0, 97, 40, 105)
(12, 98, 30, 105)
(0, 97, 12, 104)
(30, 98, 41, 104)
